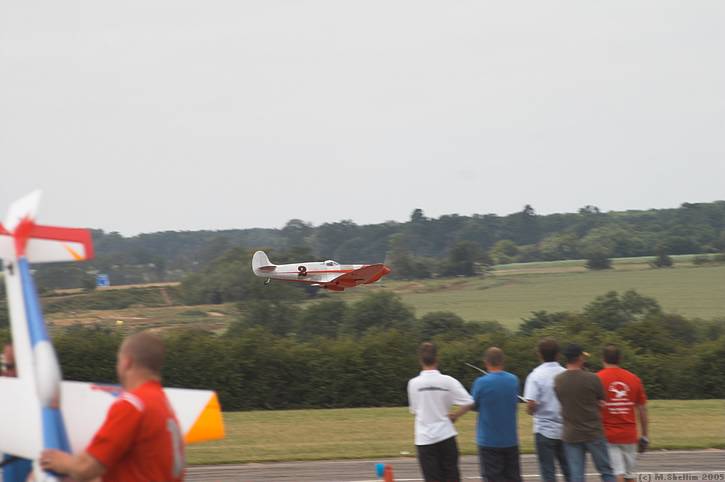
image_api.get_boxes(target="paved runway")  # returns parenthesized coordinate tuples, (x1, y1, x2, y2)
(186, 449, 725, 481)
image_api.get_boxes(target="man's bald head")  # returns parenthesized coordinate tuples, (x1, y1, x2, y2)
(120, 331, 165, 375)
(484, 347, 505, 368)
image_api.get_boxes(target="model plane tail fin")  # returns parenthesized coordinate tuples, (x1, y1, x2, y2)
(0, 191, 94, 263)
(252, 251, 276, 273)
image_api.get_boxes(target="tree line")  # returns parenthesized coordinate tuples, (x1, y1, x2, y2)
(2, 290, 720, 411)
(12, 201, 725, 289)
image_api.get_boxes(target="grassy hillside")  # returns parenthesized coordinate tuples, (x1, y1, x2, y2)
(42, 260, 725, 331)
(186, 400, 725, 464)
(327, 263, 725, 328)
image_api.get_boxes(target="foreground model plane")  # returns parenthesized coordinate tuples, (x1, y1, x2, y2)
(252, 250, 391, 291)
(0, 191, 224, 481)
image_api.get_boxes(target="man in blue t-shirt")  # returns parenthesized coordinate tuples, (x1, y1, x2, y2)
(459, 347, 522, 482)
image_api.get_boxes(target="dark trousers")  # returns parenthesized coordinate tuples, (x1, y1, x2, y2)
(535, 433, 571, 482)
(416, 436, 461, 482)
(478, 445, 522, 482)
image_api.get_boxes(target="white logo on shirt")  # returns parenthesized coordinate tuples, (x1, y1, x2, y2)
(608, 381, 630, 400)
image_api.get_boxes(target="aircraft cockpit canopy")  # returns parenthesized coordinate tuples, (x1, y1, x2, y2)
(324, 260, 339, 267)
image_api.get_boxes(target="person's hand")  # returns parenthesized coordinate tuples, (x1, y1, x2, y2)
(39, 449, 72, 475)
(638, 436, 649, 453)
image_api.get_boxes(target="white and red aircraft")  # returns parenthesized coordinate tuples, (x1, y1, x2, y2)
(252, 250, 391, 291)
(0, 191, 224, 481)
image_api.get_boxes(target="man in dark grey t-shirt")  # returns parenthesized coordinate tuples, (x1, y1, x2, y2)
(554, 344, 614, 482)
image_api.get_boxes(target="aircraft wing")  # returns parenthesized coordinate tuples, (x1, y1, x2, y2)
(0, 379, 224, 459)
(327, 264, 388, 288)
(0, 378, 43, 459)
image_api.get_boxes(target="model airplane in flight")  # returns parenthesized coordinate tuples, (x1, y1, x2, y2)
(252, 250, 391, 291)
(0, 191, 224, 481)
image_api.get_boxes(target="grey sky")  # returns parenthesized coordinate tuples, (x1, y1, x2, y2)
(1, 1, 723, 235)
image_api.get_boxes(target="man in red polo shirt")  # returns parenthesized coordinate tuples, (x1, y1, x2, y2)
(597, 345, 648, 482)
(40, 331, 184, 481)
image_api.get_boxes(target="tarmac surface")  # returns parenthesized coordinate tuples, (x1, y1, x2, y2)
(186, 449, 725, 482)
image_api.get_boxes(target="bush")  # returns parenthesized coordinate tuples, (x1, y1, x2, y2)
(585, 251, 612, 270)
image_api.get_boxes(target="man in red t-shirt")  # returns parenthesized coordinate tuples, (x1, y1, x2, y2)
(40, 331, 185, 482)
(597, 345, 648, 482)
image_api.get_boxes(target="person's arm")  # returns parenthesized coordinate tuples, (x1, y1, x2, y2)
(39, 451, 105, 481)
(523, 374, 538, 415)
(407, 380, 417, 415)
(449, 403, 474, 423)
(448, 377, 475, 423)
(637, 404, 648, 438)
(594, 375, 607, 408)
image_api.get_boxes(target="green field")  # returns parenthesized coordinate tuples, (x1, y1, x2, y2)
(186, 400, 725, 465)
(43, 258, 725, 332)
(326, 263, 725, 328)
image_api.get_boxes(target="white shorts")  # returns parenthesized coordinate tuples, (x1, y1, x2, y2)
(608, 443, 637, 478)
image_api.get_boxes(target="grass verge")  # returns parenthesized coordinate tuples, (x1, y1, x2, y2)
(187, 400, 725, 465)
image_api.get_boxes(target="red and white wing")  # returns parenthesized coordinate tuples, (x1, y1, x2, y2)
(325, 264, 388, 289)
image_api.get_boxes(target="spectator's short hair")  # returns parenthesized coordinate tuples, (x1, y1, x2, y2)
(121, 331, 165, 374)
(538, 338, 559, 362)
(484, 347, 504, 367)
(418, 342, 437, 366)
(562, 343, 589, 363)
(602, 344, 621, 365)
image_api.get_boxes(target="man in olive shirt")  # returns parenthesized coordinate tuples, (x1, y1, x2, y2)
(554, 344, 614, 482)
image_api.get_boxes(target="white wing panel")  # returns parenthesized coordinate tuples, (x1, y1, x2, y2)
(0, 378, 43, 459)
(26, 238, 88, 263)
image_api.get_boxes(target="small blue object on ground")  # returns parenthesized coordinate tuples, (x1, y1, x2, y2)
(375, 462, 385, 478)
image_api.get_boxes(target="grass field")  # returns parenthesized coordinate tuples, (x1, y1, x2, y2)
(43, 259, 725, 332)
(326, 263, 725, 328)
(186, 400, 725, 465)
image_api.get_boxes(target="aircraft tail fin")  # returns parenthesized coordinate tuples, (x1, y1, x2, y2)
(0, 190, 95, 263)
(252, 251, 276, 273)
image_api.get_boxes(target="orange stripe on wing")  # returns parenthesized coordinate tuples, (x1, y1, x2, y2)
(184, 393, 225, 444)
(63, 243, 84, 261)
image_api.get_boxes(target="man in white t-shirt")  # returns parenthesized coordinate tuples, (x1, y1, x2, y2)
(408, 342, 474, 482)
(524, 338, 570, 482)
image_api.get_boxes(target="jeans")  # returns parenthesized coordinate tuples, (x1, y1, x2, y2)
(535, 433, 571, 482)
(563, 437, 615, 482)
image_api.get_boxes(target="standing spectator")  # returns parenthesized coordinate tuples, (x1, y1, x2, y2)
(40, 331, 185, 482)
(597, 345, 649, 482)
(408, 342, 474, 482)
(524, 338, 570, 482)
(554, 344, 614, 482)
(1, 343, 33, 482)
(469, 347, 522, 482)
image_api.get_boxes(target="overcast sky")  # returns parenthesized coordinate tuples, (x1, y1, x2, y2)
(1, 1, 723, 235)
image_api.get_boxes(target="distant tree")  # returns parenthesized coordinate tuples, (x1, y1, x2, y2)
(489, 240, 519, 265)
(651, 245, 673, 268)
(296, 300, 348, 339)
(585, 250, 612, 270)
(282, 219, 313, 249)
(242, 300, 300, 337)
(518, 310, 572, 335)
(410, 208, 426, 224)
(538, 233, 579, 261)
(81, 273, 97, 292)
(342, 292, 415, 336)
(419, 312, 467, 339)
(583, 290, 661, 330)
(441, 241, 480, 277)
(578, 205, 601, 215)
(386, 234, 432, 279)
(516, 204, 539, 245)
